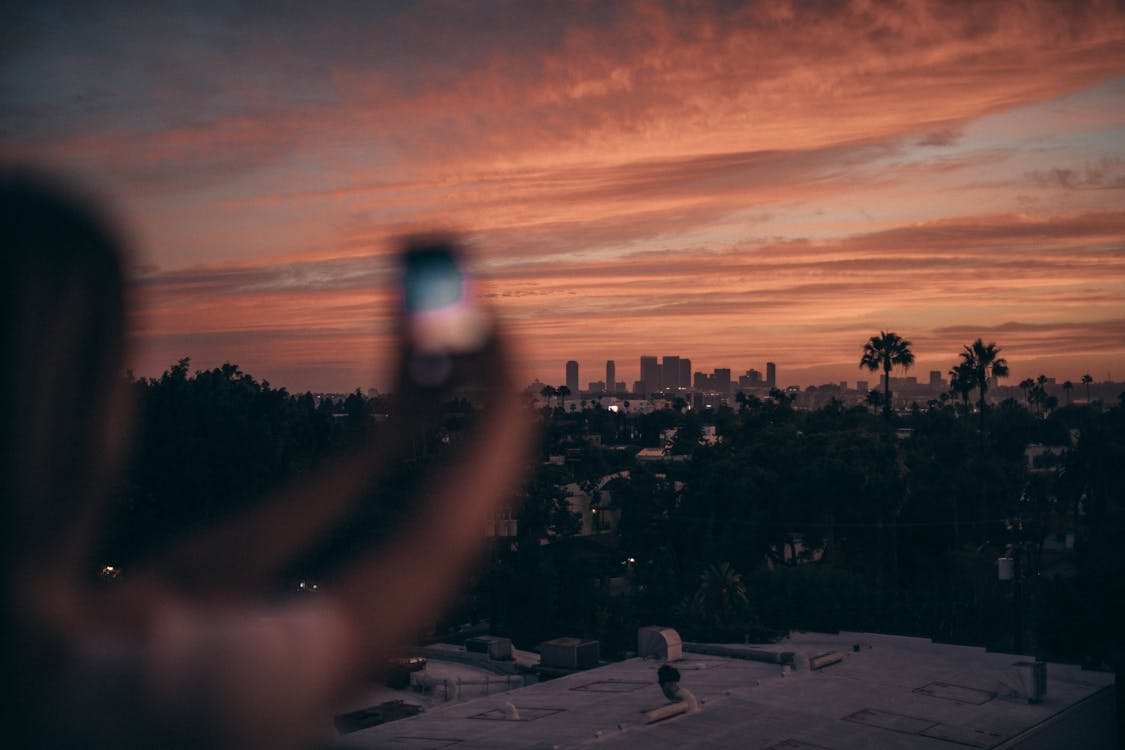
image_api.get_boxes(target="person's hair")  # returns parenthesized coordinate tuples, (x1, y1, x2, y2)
(0, 168, 128, 566)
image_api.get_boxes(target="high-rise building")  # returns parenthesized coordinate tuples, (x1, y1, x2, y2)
(712, 368, 731, 394)
(766, 362, 777, 388)
(691, 368, 732, 393)
(857, 380, 869, 393)
(606, 360, 616, 393)
(662, 356, 680, 390)
(566, 360, 579, 393)
(640, 356, 660, 395)
(679, 359, 691, 390)
(929, 370, 943, 387)
(739, 369, 763, 389)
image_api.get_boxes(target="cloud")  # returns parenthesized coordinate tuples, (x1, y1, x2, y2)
(916, 128, 964, 147)
(123, 206, 1125, 387)
(928, 319, 1125, 359)
(1026, 157, 1125, 190)
(933, 319, 1125, 336)
(135, 254, 395, 297)
(6, 1, 1125, 188)
(6, 1, 1125, 388)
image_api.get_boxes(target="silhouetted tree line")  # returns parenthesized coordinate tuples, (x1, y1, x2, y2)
(103, 359, 395, 571)
(105, 359, 1124, 668)
(485, 385, 1125, 665)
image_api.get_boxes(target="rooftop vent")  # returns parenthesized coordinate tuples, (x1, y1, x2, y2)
(638, 626, 683, 661)
(1011, 660, 1047, 703)
(465, 635, 513, 660)
(809, 651, 845, 670)
(540, 637, 600, 670)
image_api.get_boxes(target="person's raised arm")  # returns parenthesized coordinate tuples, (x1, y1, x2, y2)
(145, 241, 520, 601)
(147, 407, 425, 598)
(328, 330, 536, 681)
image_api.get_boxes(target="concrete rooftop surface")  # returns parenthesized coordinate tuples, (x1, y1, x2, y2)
(335, 631, 1116, 749)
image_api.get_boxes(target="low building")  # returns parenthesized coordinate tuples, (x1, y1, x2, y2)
(339, 630, 1116, 749)
(561, 472, 628, 536)
(1025, 443, 1068, 472)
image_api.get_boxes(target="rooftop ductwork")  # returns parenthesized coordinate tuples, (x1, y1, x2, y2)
(539, 637, 600, 670)
(638, 626, 683, 661)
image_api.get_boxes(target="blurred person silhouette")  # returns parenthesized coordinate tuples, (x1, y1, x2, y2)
(0, 168, 534, 749)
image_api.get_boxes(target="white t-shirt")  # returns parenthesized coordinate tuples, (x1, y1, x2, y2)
(57, 597, 353, 749)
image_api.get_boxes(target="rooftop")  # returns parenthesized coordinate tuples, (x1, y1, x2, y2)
(335, 631, 1115, 749)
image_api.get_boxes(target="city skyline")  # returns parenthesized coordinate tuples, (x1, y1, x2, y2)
(542, 354, 1118, 396)
(4, 3, 1124, 392)
(552, 355, 776, 395)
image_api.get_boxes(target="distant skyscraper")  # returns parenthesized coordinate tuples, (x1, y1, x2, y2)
(679, 358, 691, 390)
(713, 368, 731, 394)
(566, 360, 579, 393)
(738, 369, 762, 389)
(606, 360, 616, 393)
(857, 380, 869, 393)
(662, 356, 680, 390)
(766, 362, 777, 388)
(640, 356, 660, 395)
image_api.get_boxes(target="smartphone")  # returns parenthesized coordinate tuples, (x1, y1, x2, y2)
(401, 240, 491, 387)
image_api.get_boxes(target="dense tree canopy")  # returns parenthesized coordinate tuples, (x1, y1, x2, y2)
(106, 360, 1125, 665)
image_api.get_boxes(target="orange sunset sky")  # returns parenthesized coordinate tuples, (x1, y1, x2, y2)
(4, 1, 1125, 392)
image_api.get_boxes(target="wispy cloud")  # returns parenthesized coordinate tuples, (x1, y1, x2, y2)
(4, 0, 1124, 389)
(1026, 157, 1125, 190)
(126, 208, 1125, 387)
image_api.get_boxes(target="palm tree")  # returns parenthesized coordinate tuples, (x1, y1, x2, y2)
(1063, 380, 1073, 404)
(693, 562, 748, 630)
(958, 339, 1009, 428)
(865, 388, 884, 414)
(1081, 373, 1093, 401)
(540, 384, 557, 408)
(859, 330, 915, 415)
(949, 362, 975, 412)
(1018, 378, 1035, 407)
(1032, 374, 1053, 414)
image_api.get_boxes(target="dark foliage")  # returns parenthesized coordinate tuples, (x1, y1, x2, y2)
(106, 361, 1125, 665)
